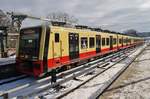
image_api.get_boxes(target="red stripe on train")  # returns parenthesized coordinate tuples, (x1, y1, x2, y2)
(17, 43, 137, 76)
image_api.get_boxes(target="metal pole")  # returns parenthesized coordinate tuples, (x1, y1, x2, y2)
(0, 32, 4, 57)
(4, 29, 8, 48)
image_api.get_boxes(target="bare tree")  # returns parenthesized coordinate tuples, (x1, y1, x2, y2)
(46, 12, 78, 24)
(0, 10, 18, 33)
(0, 9, 11, 27)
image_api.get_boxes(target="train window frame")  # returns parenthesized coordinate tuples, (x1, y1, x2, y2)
(106, 38, 109, 46)
(55, 33, 59, 43)
(81, 37, 88, 49)
(89, 37, 95, 48)
(102, 38, 105, 46)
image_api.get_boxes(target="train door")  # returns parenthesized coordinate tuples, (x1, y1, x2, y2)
(69, 33, 79, 60)
(117, 35, 119, 49)
(96, 35, 101, 53)
(126, 38, 128, 46)
(53, 33, 61, 64)
(110, 36, 113, 50)
(122, 37, 123, 47)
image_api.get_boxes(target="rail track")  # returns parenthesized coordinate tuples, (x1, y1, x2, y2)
(93, 44, 147, 99)
(0, 58, 16, 79)
(18, 46, 138, 98)
(0, 75, 28, 86)
(53, 50, 131, 99)
(52, 44, 147, 99)
(0, 45, 145, 99)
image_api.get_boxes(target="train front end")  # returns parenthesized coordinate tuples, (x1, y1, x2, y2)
(16, 26, 44, 77)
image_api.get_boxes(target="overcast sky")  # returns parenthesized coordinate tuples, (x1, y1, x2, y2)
(1, 0, 150, 32)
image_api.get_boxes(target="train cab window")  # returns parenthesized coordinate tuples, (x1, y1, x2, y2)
(55, 33, 59, 42)
(89, 37, 95, 48)
(113, 38, 117, 44)
(19, 27, 41, 60)
(106, 38, 109, 46)
(102, 38, 105, 46)
(81, 37, 88, 49)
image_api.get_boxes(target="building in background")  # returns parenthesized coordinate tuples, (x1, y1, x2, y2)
(0, 9, 18, 57)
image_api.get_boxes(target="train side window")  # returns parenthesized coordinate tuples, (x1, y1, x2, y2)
(89, 37, 95, 48)
(124, 39, 126, 43)
(113, 38, 117, 44)
(119, 39, 122, 44)
(102, 38, 105, 46)
(55, 33, 59, 42)
(106, 38, 109, 45)
(81, 37, 88, 49)
(129, 39, 131, 43)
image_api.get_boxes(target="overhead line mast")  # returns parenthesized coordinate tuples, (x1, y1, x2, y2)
(7, 12, 55, 31)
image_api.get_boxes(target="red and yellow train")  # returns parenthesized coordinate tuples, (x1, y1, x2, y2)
(16, 23, 144, 77)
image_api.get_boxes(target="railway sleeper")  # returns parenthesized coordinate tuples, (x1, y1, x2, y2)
(97, 63, 110, 69)
(85, 70, 95, 75)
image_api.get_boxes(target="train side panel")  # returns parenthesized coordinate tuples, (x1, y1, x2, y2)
(16, 25, 144, 77)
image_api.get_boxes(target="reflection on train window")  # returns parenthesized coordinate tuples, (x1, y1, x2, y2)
(89, 37, 95, 48)
(106, 38, 109, 45)
(55, 33, 59, 42)
(81, 37, 88, 49)
(102, 38, 105, 46)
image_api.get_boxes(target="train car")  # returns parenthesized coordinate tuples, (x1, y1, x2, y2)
(16, 23, 143, 77)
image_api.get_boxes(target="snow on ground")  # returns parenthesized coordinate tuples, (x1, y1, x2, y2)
(101, 45, 150, 99)
(0, 76, 53, 98)
(61, 64, 125, 99)
(0, 57, 15, 66)
(0, 77, 35, 92)
(42, 45, 146, 99)
(0, 50, 16, 65)
(0, 45, 146, 99)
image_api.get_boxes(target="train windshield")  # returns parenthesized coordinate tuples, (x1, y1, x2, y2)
(19, 27, 41, 60)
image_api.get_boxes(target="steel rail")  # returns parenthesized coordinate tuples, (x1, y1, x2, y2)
(18, 47, 136, 98)
(0, 75, 28, 86)
(93, 44, 147, 99)
(0, 46, 138, 99)
(55, 53, 128, 99)
(5, 49, 129, 94)
(54, 45, 146, 99)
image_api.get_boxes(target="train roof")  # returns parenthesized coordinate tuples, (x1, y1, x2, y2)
(21, 24, 141, 38)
